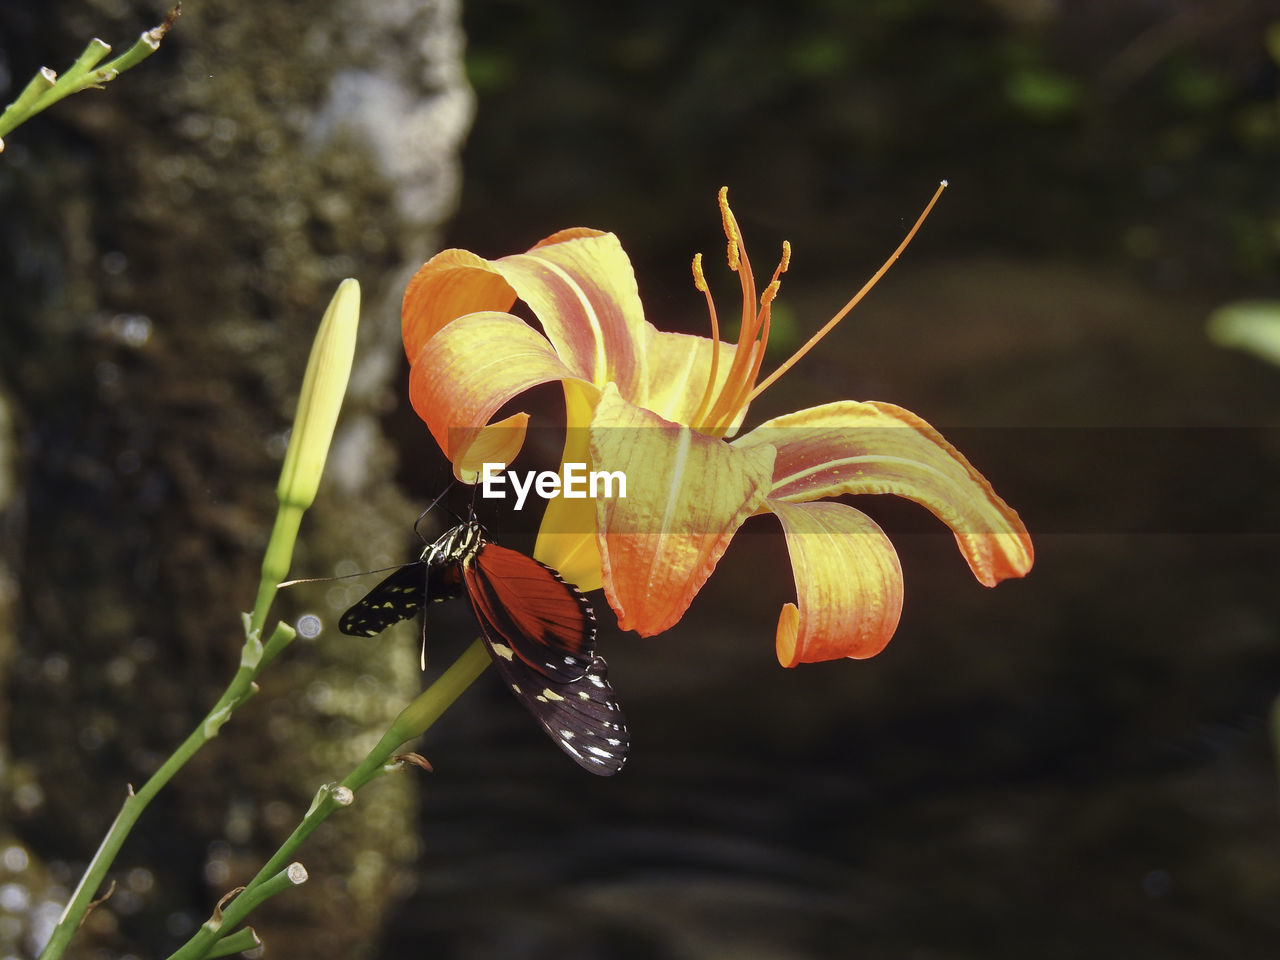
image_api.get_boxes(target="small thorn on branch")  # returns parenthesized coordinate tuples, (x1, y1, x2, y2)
(211, 885, 245, 923)
(393, 752, 434, 773)
(78, 879, 117, 928)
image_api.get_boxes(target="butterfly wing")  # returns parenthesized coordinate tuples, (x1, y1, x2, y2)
(489, 649, 629, 776)
(463, 544, 629, 775)
(338, 561, 428, 637)
(463, 543, 595, 682)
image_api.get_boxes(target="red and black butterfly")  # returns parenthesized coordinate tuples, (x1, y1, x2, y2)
(340, 521, 629, 776)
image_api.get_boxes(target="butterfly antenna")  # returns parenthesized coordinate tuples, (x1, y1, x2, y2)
(444, 485, 471, 526)
(413, 482, 457, 543)
(278, 563, 415, 589)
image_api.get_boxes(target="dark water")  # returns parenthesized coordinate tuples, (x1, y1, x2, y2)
(377, 530, 1280, 958)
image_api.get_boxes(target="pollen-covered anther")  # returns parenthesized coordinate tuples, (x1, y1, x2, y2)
(692, 253, 708, 293)
(718, 186, 742, 271)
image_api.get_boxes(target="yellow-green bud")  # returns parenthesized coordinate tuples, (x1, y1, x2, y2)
(276, 278, 360, 509)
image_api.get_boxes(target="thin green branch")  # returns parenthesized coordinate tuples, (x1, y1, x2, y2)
(0, 5, 180, 147)
(205, 928, 260, 959)
(195, 864, 307, 951)
(165, 640, 493, 960)
(35, 622, 292, 960)
(38, 280, 359, 960)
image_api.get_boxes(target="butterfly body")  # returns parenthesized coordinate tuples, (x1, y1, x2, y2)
(340, 521, 629, 775)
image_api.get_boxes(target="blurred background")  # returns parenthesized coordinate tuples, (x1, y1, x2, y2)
(3, 0, 1280, 957)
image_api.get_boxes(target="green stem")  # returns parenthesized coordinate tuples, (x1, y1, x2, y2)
(253, 503, 303, 638)
(38, 616, 296, 960)
(193, 863, 306, 951)
(206, 928, 260, 959)
(0, 69, 59, 139)
(35, 642, 277, 960)
(0, 7, 178, 143)
(36, 274, 356, 959)
(344, 638, 491, 792)
(165, 640, 492, 960)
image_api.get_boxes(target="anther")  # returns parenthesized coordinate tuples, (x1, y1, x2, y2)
(692, 253, 708, 293)
(718, 186, 741, 272)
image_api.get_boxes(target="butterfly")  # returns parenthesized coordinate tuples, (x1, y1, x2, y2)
(339, 520, 629, 776)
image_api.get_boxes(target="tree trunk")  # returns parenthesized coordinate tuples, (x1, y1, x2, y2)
(0, 1, 472, 956)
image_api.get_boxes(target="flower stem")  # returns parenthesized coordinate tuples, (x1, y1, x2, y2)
(164, 639, 491, 960)
(205, 927, 260, 959)
(36, 279, 358, 960)
(170, 864, 306, 960)
(34, 624, 292, 960)
(0, 5, 180, 145)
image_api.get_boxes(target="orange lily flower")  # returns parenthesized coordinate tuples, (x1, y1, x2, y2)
(401, 187, 1033, 666)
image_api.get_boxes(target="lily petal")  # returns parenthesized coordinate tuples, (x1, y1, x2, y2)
(736, 401, 1033, 586)
(590, 384, 776, 635)
(641, 327, 761, 434)
(403, 248, 521, 360)
(769, 500, 903, 666)
(534, 378, 605, 591)
(407, 311, 591, 480)
(404, 230, 650, 396)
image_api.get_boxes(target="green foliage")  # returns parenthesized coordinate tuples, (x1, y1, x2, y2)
(1163, 56, 1231, 113)
(1207, 300, 1280, 370)
(1004, 67, 1080, 120)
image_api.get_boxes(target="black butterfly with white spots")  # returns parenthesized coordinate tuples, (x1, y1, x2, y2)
(340, 521, 629, 776)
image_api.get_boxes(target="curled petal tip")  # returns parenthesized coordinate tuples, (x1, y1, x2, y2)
(775, 603, 801, 668)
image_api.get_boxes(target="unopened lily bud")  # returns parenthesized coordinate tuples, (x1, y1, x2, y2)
(276, 278, 360, 509)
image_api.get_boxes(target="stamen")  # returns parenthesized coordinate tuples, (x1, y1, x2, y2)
(716, 187, 757, 334)
(748, 180, 949, 403)
(717, 278, 779, 428)
(709, 242, 791, 431)
(718, 187, 741, 272)
(690, 252, 723, 427)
